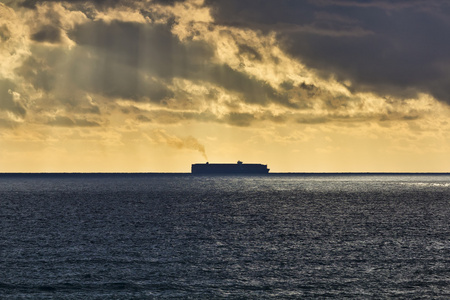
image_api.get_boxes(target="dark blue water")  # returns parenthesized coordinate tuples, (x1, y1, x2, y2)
(1, 174, 449, 299)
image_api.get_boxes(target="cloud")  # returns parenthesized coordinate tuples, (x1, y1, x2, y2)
(205, 0, 450, 105)
(225, 112, 255, 126)
(131, 109, 218, 124)
(68, 20, 213, 77)
(46, 115, 100, 127)
(312, 0, 440, 11)
(15, 55, 56, 92)
(237, 43, 262, 61)
(61, 94, 101, 114)
(30, 24, 62, 43)
(0, 24, 11, 41)
(296, 116, 329, 124)
(3, 0, 446, 134)
(151, 0, 187, 5)
(136, 114, 151, 122)
(15, 0, 188, 11)
(0, 78, 26, 117)
(16, 43, 174, 103)
(0, 117, 19, 128)
(19, 0, 130, 9)
(66, 19, 294, 107)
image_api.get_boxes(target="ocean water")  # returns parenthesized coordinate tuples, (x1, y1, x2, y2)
(1, 174, 449, 299)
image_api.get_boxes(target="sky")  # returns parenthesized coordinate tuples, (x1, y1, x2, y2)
(1, 0, 450, 172)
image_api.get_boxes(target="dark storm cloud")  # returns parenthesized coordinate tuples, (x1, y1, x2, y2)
(0, 79, 26, 117)
(31, 25, 62, 43)
(313, 0, 436, 10)
(206, 0, 450, 104)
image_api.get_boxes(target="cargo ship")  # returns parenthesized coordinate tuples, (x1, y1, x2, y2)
(191, 161, 269, 174)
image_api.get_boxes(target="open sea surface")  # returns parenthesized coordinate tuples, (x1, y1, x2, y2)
(1, 174, 449, 299)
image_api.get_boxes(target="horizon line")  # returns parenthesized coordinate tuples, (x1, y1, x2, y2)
(1, 172, 450, 175)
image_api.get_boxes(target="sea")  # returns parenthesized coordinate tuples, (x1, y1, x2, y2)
(1, 173, 449, 299)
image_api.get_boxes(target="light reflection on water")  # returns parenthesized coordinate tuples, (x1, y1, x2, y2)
(1, 174, 449, 299)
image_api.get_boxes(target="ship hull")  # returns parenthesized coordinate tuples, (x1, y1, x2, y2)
(191, 162, 269, 174)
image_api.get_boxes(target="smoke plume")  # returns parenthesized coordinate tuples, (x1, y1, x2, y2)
(150, 129, 208, 160)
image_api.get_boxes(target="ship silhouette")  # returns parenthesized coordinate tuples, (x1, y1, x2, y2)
(191, 161, 269, 174)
